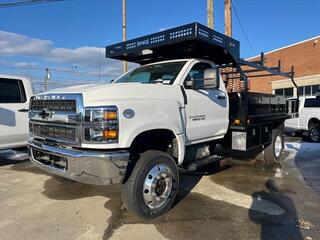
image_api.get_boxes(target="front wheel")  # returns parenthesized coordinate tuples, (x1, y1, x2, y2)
(122, 150, 179, 219)
(309, 126, 320, 143)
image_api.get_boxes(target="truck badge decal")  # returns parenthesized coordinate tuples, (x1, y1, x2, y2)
(189, 114, 205, 121)
(123, 109, 135, 119)
(137, 39, 149, 47)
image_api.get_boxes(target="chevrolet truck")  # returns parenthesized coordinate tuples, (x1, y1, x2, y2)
(285, 94, 320, 142)
(28, 23, 298, 219)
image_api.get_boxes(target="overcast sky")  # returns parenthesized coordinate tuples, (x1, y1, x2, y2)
(0, 0, 319, 92)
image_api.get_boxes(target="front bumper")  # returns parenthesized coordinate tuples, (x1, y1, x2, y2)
(28, 139, 129, 185)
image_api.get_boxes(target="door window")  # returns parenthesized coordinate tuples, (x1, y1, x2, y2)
(184, 62, 213, 89)
(304, 98, 320, 108)
(0, 79, 26, 103)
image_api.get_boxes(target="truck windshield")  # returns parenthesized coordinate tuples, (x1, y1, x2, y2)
(114, 61, 186, 84)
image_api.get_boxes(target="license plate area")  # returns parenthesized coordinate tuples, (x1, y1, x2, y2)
(32, 148, 68, 171)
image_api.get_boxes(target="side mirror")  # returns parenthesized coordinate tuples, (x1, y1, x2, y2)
(190, 68, 220, 90)
(203, 68, 219, 89)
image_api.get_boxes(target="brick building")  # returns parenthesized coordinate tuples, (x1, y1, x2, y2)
(247, 35, 320, 97)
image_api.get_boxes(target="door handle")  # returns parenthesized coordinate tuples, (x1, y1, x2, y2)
(217, 95, 226, 100)
(18, 108, 29, 112)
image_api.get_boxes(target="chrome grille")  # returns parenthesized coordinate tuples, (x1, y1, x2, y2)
(30, 99, 77, 112)
(29, 93, 83, 146)
(30, 123, 77, 143)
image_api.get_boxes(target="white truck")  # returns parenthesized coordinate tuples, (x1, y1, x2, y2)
(0, 75, 33, 150)
(28, 23, 298, 219)
(286, 95, 320, 142)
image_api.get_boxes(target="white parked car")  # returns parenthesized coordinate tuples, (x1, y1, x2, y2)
(0, 75, 34, 150)
(285, 95, 320, 142)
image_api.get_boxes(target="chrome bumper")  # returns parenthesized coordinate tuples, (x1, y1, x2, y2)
(28, 139, 129, 185)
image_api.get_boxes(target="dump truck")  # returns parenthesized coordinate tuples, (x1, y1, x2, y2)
(28, 23, 299, 219)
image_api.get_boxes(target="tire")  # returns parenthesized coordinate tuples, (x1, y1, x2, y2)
(122, 150, 179, 219)
(309, 126, 320, 143)
(209, 142, 217, 154)
(263, 126, 284, 169)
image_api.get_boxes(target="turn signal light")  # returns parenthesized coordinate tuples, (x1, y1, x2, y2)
(104, 111, 117, 120)
(103, 130, 118, 139)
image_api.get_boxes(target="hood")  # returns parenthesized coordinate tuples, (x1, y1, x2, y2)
(39, 83, 183, 107)
(42, 84, 101, 94)
(82, 83, 183, 107)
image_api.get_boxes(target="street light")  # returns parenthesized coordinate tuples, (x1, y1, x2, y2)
(44, 68, 51, 92)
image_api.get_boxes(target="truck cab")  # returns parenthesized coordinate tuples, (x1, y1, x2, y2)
(0, 75, 33, 150)
(28, 22, 298, 219)
(112, 58, 229, 145)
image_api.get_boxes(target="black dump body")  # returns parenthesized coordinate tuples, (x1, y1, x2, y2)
(229, 92, 288, 124)
(106, 22, 298, 152)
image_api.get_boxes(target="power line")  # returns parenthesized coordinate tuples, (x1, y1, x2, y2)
(231, 1, 256, 56)
(0, 0, 62, 9)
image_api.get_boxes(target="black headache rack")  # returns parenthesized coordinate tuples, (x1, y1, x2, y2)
(106, 22, 299, 152)
(105, 22, 239, 65)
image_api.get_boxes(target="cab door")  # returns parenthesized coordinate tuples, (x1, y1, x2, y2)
(183, 61, 229, 143)
(0, 78, 29, 149)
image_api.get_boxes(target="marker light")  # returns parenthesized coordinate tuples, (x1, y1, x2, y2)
(104, 111, 117, 120)
(103, 130, 118, 139)
(234, 119, 241, 125)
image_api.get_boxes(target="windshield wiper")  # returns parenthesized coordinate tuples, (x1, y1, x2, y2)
(153, 79, 164, 83)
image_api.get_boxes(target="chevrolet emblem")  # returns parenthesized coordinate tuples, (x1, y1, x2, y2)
(38, 110, 51, 119)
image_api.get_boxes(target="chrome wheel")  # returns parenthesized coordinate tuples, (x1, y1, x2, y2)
(310, 127, 320, 143)
(143, 163, 173, 209)
(274, 135, 283, 158)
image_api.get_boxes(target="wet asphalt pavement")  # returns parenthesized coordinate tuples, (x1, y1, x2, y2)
(0, 139, 320, 240)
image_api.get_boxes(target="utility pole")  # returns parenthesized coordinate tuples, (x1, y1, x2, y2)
(122, 0, 128, 73)
(44, 68, 51, 92)
(224, 0, 232, 37)
(98, 47, 102, 84)
(207, 0, 214, 29)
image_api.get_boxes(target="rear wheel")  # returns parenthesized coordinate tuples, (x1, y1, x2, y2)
(309, 126, 320, 143)
(122, 150, 179, 219)
(263, 126, 284, 169)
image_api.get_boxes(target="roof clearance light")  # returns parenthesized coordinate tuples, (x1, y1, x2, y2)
(142, 49, 153, 55)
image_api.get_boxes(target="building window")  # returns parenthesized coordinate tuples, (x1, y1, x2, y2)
(274, 88, 293, 97)
(299, 87, 304, 96)
(275, 85, 320, 97)
(312, 85, 320, 95)
(284, 88, 293, 97)
(275, 89, 283, 95)
(305, 86, 311, 96)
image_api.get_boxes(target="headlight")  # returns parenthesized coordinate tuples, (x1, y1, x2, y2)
(83, 106, 118, 143)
